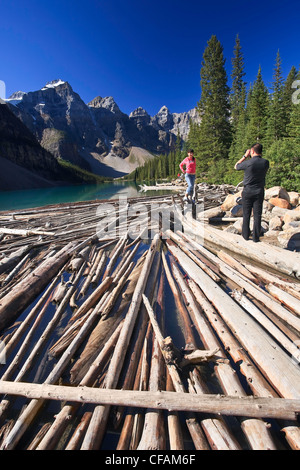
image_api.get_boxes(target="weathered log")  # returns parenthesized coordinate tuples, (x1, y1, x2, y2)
(266, 284, 300, 316)
(0, 381, 299, 421)
(0, 245, 31, 275)
(113, 251, 162, 430)
(35, 405, 76, 450)
(187, 277, 279, 399)
(142, 294, 211, 450)
(117, 332, 150, 450)
(217, 250, 258, 283)
(159, 262, 254, 450)
(173, 231, 300, 334)
(37, 319, 124, 450)
(2, 253, 31, 286)
(0, 271, 116, 450)
(68, 252, 148, 384)
(26, 423, 52, 450)
(174, 202, 300, 279)
(78, 249, 102, 297)
(0, 242, 76, 332)
(0, 228, 55, 237)
(137, 336, 166, 450)
(163, 231, 220, 283)
(80, 234, 161, 450)
(166, 240, 300, 399)
(117, 266, 164, 449)
(243, 263, 300, 298)
(162, 251, 197, 349)
(201, 224, 300, 280)
(2, 268, 62, 360)
(165, 372, 184, 450)
(231, 289, 300, 362)
(64, 412, 92, 450)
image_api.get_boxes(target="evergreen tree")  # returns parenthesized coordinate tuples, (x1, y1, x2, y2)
(226, 35, 247, 184)
(265, 140, 300, 191)
(197, 35, 232, 177)
(282, 65, 298, 132)
(266, 51, 286, 146)
(245, 66, 269, 146)
(175, 129, 183, 174)
(286, 86, 300, 144)
(187, 120, 201, 165)
(230, 34, 246, 127)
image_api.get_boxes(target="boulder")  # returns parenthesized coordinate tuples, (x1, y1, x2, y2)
(283, 211, 300, 225)
(283, 221, 300, 231)
(223, 225, 240, 234)
(261, 221, 269, 233)
(230, 204, 243, 217)
(262, 200, 274, 214)
(231, 218, 268, 235)
(264, 230, 282, 238)
(265, 186, 290, 202)
(269, 197, 291, 210)
(288, 191, 299, 207)
(277, 227, 300, 251)
(233, 219, 243, 234)
(221, 191, 242, 211)
(269, 215, 283, 232)
(271, 206, 292, 218)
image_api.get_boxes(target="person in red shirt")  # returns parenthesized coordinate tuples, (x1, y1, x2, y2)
(179, 149, 196, 202)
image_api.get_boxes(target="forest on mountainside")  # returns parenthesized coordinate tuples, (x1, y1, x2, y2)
(126, 35, 300, 192)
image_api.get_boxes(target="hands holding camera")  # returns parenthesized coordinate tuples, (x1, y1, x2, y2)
(234, 149, 252, 169)
(244, 148, 251, 158)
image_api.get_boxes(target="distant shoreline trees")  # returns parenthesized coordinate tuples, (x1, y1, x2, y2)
(125, 34, 300, 191)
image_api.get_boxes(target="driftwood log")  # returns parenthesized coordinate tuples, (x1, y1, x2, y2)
(0, 194, 299, 451)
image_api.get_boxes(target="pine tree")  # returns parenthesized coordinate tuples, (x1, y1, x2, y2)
(175, 129, 183, 174)
(282, 65, 298, 132)
(187, 120, 200, 161)
(230, 34, 246, 128)
(245, 66, 269, 146)
(266, 51, 286, 146)
(197, 35, 232, 177)
(287, 88, 300, 144)
(226, 35, 247, 184)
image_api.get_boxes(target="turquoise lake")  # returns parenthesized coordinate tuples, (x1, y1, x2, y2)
(0, 181, 173, 212)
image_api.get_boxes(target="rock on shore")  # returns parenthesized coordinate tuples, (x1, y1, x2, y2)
(219, 186, 300, 251)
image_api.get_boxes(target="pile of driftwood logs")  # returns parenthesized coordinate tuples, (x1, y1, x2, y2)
(0, 192, 299, 450)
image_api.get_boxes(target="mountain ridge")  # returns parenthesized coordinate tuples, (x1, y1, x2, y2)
(5, 79, 201, 179)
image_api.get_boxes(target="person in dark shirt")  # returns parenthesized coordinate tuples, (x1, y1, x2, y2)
(234, 143, 269, 242)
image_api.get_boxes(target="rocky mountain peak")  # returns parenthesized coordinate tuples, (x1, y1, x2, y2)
(152, 105, 173, 130)
(88, 96, 121, 114)
(88, 96, 103, 108)
(129, 107, 150, 118)
(41, 79, 67, 90)
(7, 91, 27, 102)
(157, 105, 170, 115)
(6, 79, 201, 180)
(129, 107, 151, 129)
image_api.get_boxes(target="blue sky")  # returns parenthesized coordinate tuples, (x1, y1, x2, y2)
(1, 0, 299, 116)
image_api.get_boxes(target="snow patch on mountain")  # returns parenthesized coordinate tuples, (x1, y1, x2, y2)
(5, 91, 27, 106)
(41, 79, 66, 90)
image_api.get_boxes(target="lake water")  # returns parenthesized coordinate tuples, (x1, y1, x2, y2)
(0, 181, 173, 212)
